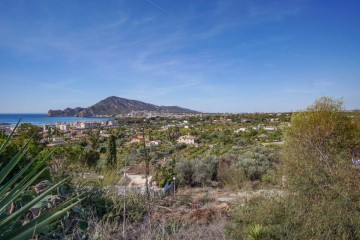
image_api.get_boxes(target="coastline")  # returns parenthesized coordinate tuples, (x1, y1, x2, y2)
(0, 113, 113, 126)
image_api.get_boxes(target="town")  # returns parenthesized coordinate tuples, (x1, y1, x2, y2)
(1, 0, 359, 238)
(0, 112, 290, 147)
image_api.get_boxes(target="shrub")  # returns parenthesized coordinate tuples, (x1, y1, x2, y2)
(246, 224, 268, 240)
(226, 197, 286, 240)
(228, 97, 360, 240)
(236, 146, 277, 181)
(81, 185, 147, 225)
(280, 97, 360, 239)
(175, 157, 218, 187)
(80, 149, 100, 167)
(217, 161, 246, 189)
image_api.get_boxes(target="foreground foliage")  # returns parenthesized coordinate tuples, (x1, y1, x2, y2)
(228, 97, 360, 239)
(0, 123, 82, 239)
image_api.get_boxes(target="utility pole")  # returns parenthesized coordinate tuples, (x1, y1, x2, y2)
(142, 126, 151, 230)
(173, 177, 176, 198)
(123, 156, 126, 239)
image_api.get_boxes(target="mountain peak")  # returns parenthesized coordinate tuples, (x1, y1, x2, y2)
(48, 96, 199, 117)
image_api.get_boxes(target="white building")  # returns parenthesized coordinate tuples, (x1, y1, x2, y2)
(56, 123, 70, 131)
(264, 126, 277, 131)
(0, 126, 12, 135)
(177, 135, 197, 145)
(79, 122, 99, 129)
(235, 128, 247, 133)
(52, 137, 65, 143)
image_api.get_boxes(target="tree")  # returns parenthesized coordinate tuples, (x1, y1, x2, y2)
(283, 97, 360, 193)
(89, 131, 100, 150)
(281, 97, 360, 238)
(107, 134, 117, 167)
(16, 123, 42, 145)
(227, 97, 360, 239)
(81, 149, 100, 168)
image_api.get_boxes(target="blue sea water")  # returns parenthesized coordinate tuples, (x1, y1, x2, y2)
(0, 114, 112, 126)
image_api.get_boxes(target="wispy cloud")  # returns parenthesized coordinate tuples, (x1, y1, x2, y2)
(284, 79, 336, 94)
(145, 0, 175, 18)
(20, 79, 84, 94)
(285, 88, 316, 94)
(313, 80, 335, 87)
(120, 80, 202, 99)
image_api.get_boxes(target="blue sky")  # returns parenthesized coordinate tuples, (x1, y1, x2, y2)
(0, 0, 359, 113)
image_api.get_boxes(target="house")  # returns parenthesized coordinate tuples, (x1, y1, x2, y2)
(146, 140, 161, 146)
(64, 133, 73, 138)
(40, 138, 49, 144)
(100, 130, 110, 137)
(52, 137, 65, 144)
(56, 123, 70, 131)
(80, 122, 88, 129)
(130, 136, 144, 144)
(234, 128, 247, 133)
(177, 135, 198, 145)
(71, 122, 82, 129)
(263, 126, 277, 131)
(118, 174, 154, 190)
(75, 133, 88, 139)
(73, 122, 100, 129)
(42, 124, 55, 132)
(0, 126, 12, 136)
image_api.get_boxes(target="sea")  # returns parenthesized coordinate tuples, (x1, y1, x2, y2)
(0, 114, 113, 126)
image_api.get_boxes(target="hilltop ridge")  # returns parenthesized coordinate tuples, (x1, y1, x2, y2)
(48, 96, 199, 117)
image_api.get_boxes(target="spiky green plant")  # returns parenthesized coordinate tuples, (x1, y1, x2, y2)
(246, 224, 268, 240)
(0, 121, 83, 239)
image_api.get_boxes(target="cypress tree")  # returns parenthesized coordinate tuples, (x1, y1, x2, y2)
(107, 134, 117, 167)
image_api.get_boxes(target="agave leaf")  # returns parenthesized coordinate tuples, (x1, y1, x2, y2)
(7, 194, 85, 235)
(0, 167, 47, 213)
(3, 199, 83, 240)
(0, 119, 20, 155)
(0, 176, 70, 230)
(0, 149, 52, 197)
(0, 137, 33, 186)
(1, 193, 84, 238)
(0, 125, 84, 239)
(0, 155, 36, 196)
(0, 149, 55, 211)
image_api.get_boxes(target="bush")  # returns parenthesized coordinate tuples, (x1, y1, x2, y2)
(81, 186, 147, 224)
(99, 146, 107, 154)
(175, 143, 187, 151)
(175, 156, 218, 187)
(280, 97, 360, 238)
(236, 147, 276, 181)
(80, 149, 100, 167)
(217, 159, 246, 189)
(226, 197, 286, 240)
(228, 97, 360, 239)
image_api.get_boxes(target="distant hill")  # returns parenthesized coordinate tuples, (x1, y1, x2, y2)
(48, 96, 199, 117)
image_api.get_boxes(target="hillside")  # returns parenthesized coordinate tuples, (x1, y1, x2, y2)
(48, 96, 199, 117)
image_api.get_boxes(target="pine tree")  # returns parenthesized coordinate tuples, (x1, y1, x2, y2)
(107, 134, 117, 167)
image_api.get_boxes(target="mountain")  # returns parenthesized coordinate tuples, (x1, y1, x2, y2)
(48, 96, 199, 117)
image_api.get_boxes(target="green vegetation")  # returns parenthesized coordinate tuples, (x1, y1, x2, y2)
(227, 97, 360, 239)
(107, 134, 117, 167)
(0, 124, 82, 239)
(1, 97, 358, 239)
